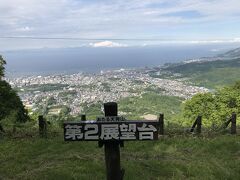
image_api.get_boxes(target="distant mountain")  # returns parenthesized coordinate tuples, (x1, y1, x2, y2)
(161, 47, 240, 89)
(218, 47, 240, 58)
(164, 46, 240, 70)
(163, 57, 240, 75)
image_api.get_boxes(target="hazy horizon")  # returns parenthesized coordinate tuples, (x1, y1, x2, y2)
(3, 43, 240, 77)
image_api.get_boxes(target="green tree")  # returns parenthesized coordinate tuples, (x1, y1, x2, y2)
(182, 81, 240, 126)
(182, 92, 216, 126)
(0, 56, 29, 132)
(0, 55, 6, 79)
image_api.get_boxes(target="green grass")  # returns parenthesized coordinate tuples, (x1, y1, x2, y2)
(164, 58, 240, 76)
(118, 92, 183, 121)
(74, 92, 182, 121)
(1, 135, 240, 180)
(189, 67, 240, 89)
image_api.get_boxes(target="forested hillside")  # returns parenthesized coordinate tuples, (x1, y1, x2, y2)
(163, 48, 240, 88)
(181, 81, 240, 126)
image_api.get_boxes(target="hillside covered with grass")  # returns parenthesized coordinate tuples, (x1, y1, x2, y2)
(118, 92, 183, 121)
(1, 135, 240, 180)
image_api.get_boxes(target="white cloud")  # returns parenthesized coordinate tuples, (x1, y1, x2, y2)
(16, 26, 33, 32)
(89, 41, 127, 48)
(188, 39, 240, 44)
(0, 0, 240, 50)
(162, 39, 240, 44)
(233, 38, 240, 42)
(210, 49, 221, 52)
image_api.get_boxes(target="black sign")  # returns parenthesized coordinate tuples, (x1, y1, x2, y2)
(64, 121, 159, 141)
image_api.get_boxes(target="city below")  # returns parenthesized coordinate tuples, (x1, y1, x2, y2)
(5, 67, 208, 117)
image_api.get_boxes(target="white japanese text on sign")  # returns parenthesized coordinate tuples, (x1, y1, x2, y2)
(64, 121, 158, 141)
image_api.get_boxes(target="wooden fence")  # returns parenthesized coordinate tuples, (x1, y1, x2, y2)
(38, 113, 237, 138)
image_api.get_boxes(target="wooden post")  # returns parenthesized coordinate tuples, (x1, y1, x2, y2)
(158, 113, 164, 135)
(81, 114, 86, 121)
(190, 118, 197, 133)
(190, 116, 201, 134)
(196, 116, 202, 134)
(0, 123, 5, 133)
(104, 102, 123, 180)
(231, 113, 237, 134)
(38, 115, 47, 138)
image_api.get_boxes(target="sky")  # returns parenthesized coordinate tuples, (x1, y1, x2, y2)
(0, 0, 240, 50)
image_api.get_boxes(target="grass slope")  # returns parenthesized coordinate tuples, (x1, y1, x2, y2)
(1, 135, 240, 180)
(78, 92, 183, 121)
(118, 92, 183, 121)
(190, 67, 240, 89)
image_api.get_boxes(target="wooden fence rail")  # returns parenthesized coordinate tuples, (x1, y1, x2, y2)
(38, 112, 237, 139)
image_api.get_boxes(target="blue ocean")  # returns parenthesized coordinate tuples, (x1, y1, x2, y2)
(2, 43, 239, 77)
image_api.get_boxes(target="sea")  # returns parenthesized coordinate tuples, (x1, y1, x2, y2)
(2, 43, 240, 77)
